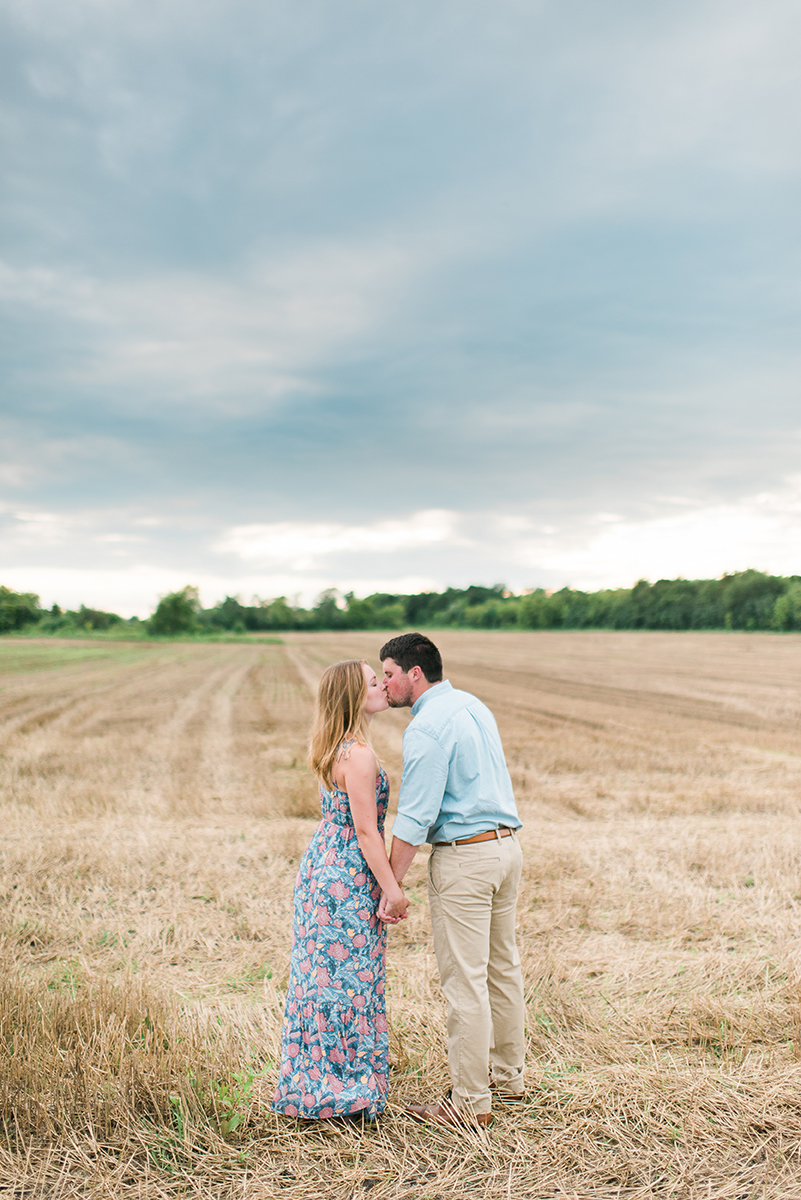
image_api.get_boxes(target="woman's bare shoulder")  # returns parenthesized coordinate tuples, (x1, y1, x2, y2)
(334, 739, 377, 773)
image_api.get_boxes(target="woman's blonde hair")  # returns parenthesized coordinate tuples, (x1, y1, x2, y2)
(308, 659, 373, 788)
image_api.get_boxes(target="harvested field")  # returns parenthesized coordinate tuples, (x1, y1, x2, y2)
(2, 630, 801, 1198)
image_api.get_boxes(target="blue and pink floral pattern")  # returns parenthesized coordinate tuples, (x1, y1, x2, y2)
(272, 766, 389, 1119)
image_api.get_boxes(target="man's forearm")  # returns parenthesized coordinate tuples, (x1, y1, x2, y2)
(389, 836, 418, 883)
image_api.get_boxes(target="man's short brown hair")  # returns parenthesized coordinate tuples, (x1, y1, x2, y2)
(379, 633, 443, 682)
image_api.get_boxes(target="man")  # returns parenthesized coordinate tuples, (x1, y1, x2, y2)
(378, 632, 525, 1128)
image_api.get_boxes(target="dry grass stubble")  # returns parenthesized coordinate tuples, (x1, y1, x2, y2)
(2, 632, 801, 1196)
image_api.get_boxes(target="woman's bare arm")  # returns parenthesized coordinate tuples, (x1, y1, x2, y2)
(337, 743, 408, 922)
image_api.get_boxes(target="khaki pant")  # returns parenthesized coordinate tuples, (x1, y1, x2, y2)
(427, 833, 525, 1116)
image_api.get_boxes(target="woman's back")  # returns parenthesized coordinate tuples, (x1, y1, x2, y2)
(319, 761, 389, 831)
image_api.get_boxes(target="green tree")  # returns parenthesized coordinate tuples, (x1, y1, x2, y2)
(208, 595, 247, 630)
(0, 586, 43, 632)
(518, 589, 553, 629)
(311, 589, 345, 629)
(719, 570, 785, 630)
(343, 593, 405, 630)
(149, 586, 200, 636)
(76, 604, 122, 631)
(772, 581, 801, 631)
(254, 596, 299, 629)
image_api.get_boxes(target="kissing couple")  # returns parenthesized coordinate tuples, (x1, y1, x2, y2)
(272, 633, 525, 1127)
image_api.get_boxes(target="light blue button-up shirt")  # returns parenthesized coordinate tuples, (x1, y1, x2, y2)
(391, 679, 521, 847)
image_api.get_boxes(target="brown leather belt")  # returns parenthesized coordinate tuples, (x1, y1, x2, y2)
(433, 827, 514, 847)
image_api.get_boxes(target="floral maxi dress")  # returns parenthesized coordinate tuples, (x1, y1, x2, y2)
(271, 767, 390, 1119)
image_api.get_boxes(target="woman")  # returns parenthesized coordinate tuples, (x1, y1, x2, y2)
(272, 660, 407, 1121)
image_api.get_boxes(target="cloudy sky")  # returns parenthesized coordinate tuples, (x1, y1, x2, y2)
(1, 0, 800, 616)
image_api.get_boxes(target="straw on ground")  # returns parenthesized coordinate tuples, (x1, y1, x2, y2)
(2, 630, 801, 1198)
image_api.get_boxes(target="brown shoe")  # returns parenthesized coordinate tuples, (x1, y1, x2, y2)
(406, 1101, 493, 1128)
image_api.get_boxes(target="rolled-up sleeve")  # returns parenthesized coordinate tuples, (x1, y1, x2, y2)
(391, 727, 449, 845)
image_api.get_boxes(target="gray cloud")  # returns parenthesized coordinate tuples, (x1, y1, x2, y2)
(1, 0, 800, 609)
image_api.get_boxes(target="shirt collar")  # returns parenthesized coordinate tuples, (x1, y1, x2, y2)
(410, 678, 452, 716)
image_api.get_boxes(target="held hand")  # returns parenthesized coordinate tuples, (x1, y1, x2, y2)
(377, 906, 405, 924)
(378, 888, 408, 924)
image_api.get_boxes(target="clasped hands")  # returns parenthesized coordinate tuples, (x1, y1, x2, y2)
(377, 887, 409, 924)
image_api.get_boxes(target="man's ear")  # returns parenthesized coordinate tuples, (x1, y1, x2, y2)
(409, 665, 422, 684)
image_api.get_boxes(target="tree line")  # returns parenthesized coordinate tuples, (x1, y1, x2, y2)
(2, 570, 801, 637)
